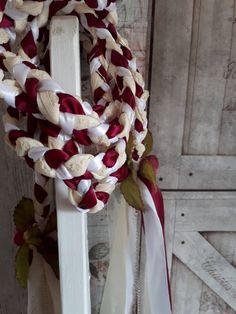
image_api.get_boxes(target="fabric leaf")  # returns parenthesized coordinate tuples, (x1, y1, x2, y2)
(15, 243, 30, 288)
(142, 130, 153, 157)
(25, 225, 42, 247)
(139, 157, 157, 186)
(120, 174, 144, 211)
(126, 132, 134, 167)
(13, 197, 35, 232)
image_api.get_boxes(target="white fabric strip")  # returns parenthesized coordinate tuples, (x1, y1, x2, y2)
(138, 179, 172, 314)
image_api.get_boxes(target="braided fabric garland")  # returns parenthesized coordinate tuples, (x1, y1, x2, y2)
(0, 0, 148, 214)
(0, 1, 172, 313)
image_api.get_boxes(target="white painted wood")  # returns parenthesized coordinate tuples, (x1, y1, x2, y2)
(173, 231, 236, 311)
(50, 16, 91, 314)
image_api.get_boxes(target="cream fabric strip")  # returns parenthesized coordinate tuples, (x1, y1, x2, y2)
(28, 249, 61, 314)
(100, 190, 136, 314)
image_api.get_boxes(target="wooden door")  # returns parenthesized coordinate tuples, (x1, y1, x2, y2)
(149, 0, 236, 313)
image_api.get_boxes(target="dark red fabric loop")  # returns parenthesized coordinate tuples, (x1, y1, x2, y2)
(96, 9, 109, 20)
(88, 39, 105, 62)
(8, 130, 28, 146)
(102, 148, 119, 168)
(96, 191, 109, 204)
(134, 119, 144, 132)
(0, 0, 7, 11)
(27, 114, 38, 137)
(34, 183, 48, 203)
(106, 118, 123, 138)
(0, 15, 14, 28)
(93, 104, 105, 116)
(25, 155, 34, 169)
(49, 0, 70, 18)
(94, 87, 105, 103)
(121, 46, 132, 60)
(25, 78, 39, 105)
(111, 164, 129, 182)
(73, 129, 92, 146)
(0, 55, 7, 71)
(84, 0, 98, 9)
(86, 13, 106, 28)
(132, 149, 139, 161)
(111, 50, 129, 68)
(57, 93, 85, 115)
(122, 87, 136, 109)
(23, 61, 38, 69)
(15, 93, 37, 113)
(21, 31, 37, 58)
(80, 187, 97, 209)
(7, 107, 19, 120)
(107, 23, 117, 40)
(64, 171, 93, 190)
(135, 83, 143, 97)
(39, 120, 61, 138)
(63, 139, 78, 157)
(44, 149, 70, 169)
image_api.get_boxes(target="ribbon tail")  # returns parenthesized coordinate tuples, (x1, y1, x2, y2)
(138, 179, 172, 314)
(27, 249, 61, 314)
(100, 190, 137, 314)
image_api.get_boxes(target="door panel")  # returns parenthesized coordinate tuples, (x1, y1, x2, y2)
(149, 0, 236, 190)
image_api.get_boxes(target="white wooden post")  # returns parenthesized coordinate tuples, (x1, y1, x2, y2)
(50, 16, 91, 314)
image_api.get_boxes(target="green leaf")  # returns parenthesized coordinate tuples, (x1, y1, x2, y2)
(142, 130, 153, 157)
(120, 174, 144, 211)
(14, 197, 35, 232)
(139, 158, 157, 186)
(24, 225, 42, 247)
(44, 211, 57, 235)
(126, 132, 134, 167)
(15, 243, 30, 288)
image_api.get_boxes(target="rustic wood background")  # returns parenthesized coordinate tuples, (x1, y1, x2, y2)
(1, 0, 236, 313)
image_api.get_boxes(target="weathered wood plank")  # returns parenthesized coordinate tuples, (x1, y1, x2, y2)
(219, 1, 236, 155)
(163, 199, 176, 275)
(175, 199, 236, 231)
(199, 232, 236, 314)
(171, 256, 202, 314)
(0, 104, 30, 313)
(179, 155, 236, 190)
(149, 0, 194, 189)
(163, 191, 236, 200)
(174, 231, 236, 311)
(185, 0, 234, 155)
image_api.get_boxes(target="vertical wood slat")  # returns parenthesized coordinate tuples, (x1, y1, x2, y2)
(149, 0, 195, 189)
(185, 0, 234, 155)
(50, 16, 91, 314)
